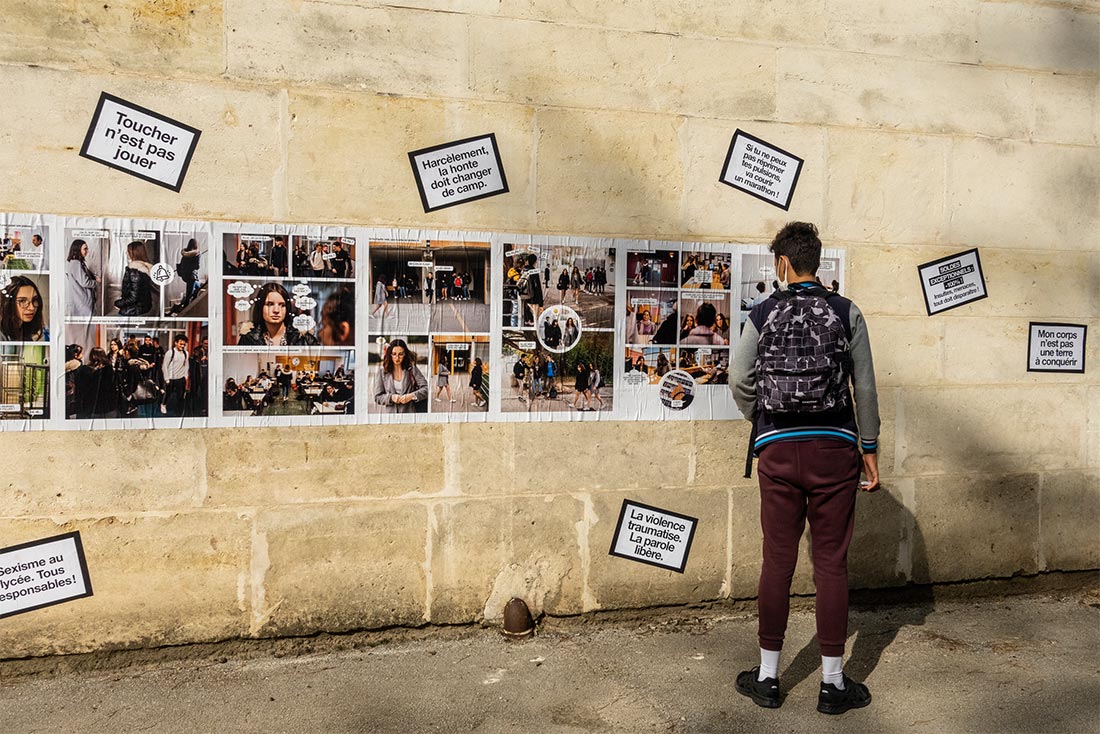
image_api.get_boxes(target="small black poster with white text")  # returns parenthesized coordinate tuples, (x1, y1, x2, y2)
(408, 133, 509, 212)
(80, 92, 201, 192)
(0, 532, 93, 619)
(720, 129, 803, 210)
(609, 500, 698, 573)
(1028, 323, 1087, 373)
(917, 248, 988, 315)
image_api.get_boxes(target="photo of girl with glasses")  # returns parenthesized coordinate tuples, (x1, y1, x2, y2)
(0, 275, 48, 342)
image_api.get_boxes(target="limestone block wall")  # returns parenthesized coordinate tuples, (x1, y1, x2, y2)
(0, 0, 1097, 658)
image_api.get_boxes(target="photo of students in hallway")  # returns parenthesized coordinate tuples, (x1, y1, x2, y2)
(368, 239, 490, 335)
(624, 346, 677, 385)
(63, 321, 208, 419)
(627, 249, 678, 287)
(429, 335, 489, 413)
(163, 233, 209, 318)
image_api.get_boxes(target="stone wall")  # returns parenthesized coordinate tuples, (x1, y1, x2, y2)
(0, 0, 1097, 658)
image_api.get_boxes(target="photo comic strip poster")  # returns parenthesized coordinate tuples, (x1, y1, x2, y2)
(366, 231, 492, 421)
(0, 213, 51, 425)
(60, 216, 212, 428)
(0, 212, 847, 431)
(498, 236, 615, 417)
(220, 224, 357, 426)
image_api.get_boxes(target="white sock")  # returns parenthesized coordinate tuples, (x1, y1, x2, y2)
(822, 655, 845, 689)
(758, 648, 780, 681)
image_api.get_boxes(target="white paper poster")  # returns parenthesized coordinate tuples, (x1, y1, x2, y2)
(80, 93, 201, 192)
(408, 134, 509, 212)
(1028, 323, 1087, 373)
(0, 532, 93, 619)
(917, 248, 988, 315)
(720, 129, 804, 210)
(609, 500, 698, 573)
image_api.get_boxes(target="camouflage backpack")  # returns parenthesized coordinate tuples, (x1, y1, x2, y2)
(755, 289, 851, 413)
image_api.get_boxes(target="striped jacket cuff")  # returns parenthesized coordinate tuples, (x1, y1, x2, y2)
(860, 438, 878, 454)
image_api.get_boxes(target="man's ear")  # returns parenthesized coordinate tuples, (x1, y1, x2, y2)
(338, 321, 351, 342)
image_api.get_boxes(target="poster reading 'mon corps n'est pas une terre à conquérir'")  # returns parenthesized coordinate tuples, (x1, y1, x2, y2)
(0, 212, 845, 431)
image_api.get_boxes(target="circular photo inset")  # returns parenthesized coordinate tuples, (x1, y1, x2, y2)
(536, 304, 582, 353)
(658, 370, 696, 411)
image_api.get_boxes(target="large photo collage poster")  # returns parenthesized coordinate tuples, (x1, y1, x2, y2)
(0, 212, 845, 431)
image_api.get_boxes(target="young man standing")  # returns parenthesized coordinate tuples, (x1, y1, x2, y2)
(730, 222, 880, 714)
(162, 334, 190, 417)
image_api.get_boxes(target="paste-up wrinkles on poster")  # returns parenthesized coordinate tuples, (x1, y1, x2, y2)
(0, 212, 846, 431)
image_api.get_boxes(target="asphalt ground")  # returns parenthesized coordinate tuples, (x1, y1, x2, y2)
(1, 575, 1097, 733)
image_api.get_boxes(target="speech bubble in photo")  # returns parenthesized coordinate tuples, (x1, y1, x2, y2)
(291, 283, 311, 297)
(659, 370, 696, 410)
(294, 295, 317, 311)
(235, 299, 251, 312)
(536, 305, 582, 353)
(227, 281, 254, 298)
(293, 314, 316, 332)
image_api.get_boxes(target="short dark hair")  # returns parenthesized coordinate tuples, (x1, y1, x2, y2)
(695, 301, 717, 328)
(770, 222, 821, 276)
(755, 281, 766, 293)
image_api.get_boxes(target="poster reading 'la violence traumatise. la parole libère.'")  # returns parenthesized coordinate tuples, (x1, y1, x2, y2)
(0, 211, 847, 431)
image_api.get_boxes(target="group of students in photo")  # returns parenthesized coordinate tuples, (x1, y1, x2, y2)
(64, 334, 207, 419)
(628, 300, 732, 346)
(0, 275, 48, 342)
(549, 264, 608, 303)
(627, 351, 674, 380)
(223, 365, 353, 415)
(227, 238, 353, 280)
(370, 269, 478, 319)
(680, 253, 733, 289)
(511, 350, 606, 411)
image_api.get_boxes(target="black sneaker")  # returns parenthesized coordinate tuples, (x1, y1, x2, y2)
(817, 675, 871, 715)
(736, 666, 781, 709)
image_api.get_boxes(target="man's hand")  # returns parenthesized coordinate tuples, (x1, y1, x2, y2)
(860, 452, 880, 492)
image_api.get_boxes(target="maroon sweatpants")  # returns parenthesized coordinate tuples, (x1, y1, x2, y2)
(756, 439, 861, 656)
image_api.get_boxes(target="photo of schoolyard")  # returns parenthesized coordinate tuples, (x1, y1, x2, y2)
(501, 243, 614, 330)
(501, 330, 613, 413)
